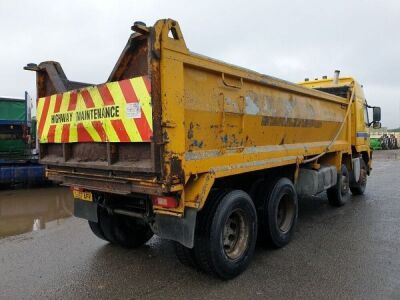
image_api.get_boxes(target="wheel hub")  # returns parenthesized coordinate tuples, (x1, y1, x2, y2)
(276, 194, 295, 233)
(341, 170, 349, 195)
(222, 209, 249, 260)
(360, 168, 367, 186)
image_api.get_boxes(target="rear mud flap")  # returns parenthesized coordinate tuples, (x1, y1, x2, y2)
(74, 199, 98, 222)
(151, 208, 197, 248)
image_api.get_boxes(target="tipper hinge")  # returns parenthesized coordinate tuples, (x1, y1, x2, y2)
(162, 120, 177, 128)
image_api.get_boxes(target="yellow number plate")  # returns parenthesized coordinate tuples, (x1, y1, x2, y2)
(73, 190, 93, 202)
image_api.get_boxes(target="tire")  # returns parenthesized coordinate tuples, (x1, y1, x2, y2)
(249, 178, 267, 218)
(193, 190, 257, 279)
(88, 200, 110, 242)
(96, 207, 153, 248)
(111, 215, 154, 248)
(98, 207, 118, 244)
(257, 177, 298, 248)
(174, 242, 198, 269)
(327, 164, 350, 207)
(88, 220, 109, 242)
(350, 159, 367, 195)
(87, 194, 114, 243)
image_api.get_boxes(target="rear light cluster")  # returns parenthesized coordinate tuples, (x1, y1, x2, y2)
(151, 195, 178, 208)
(70, 186, 82, 192)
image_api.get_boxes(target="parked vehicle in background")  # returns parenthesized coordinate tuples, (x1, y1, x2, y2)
(0, 94, 45, 186)
(370, 138, 383, 150)
(370, 133, 398, 150)
(26, 19, 381, 279)
(380, 134, 398, 150)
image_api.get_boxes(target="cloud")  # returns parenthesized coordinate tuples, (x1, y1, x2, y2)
(0, 0, 399, 127)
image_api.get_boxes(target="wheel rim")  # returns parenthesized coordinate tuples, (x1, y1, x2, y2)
(359, 166, 367, 187)
(276, 194, 295, 233)
(222, 209, 250, 260)
(341, 169, 349, 196)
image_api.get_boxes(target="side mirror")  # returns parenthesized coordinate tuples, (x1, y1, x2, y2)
(373, 121, 381, 129)
(373, 107, 381, 122)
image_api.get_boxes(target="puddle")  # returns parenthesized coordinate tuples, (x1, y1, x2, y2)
(0, 187, 73, 239)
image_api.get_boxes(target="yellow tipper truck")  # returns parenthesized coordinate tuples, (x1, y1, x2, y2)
(25, 19, 381, 279)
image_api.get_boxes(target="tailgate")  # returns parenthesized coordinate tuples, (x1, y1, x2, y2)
(36, 76, 157, 174)
(37, 76, 152, 144)
(29, 26, 163, 178)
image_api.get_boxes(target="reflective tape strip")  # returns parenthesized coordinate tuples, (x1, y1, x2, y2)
(81, 90, 95, 108)
(40, 95, 56, 143)
(37, 96, 48, 140)
(356, 132, 369, 138)
(68, 92, 78, 111)
(87, 88, 105, 108)
(118, 78, 152, 141)
(84, 121, 102, 141)
(121, 118, 142, 142)
(77, 123, 94, 142)
(54, 94, 63, 113)
(130, 77, 152, 128)
(98, 84, 115, 106)
(61, 124, 70, 143)
(111, 119, 131, 142)
(54, 123, 63, 143)
(55, 93, 71, 143)
(47, 125, 56, 143)
(69, 123, 78, 143)
(36, 75, 152, 143)
(92, 121, 107, 142)
(103, 118, 120, 142)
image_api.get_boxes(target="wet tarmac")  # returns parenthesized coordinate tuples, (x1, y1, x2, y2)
(0, 151, 399, 299)
(0, 187, 73, 239)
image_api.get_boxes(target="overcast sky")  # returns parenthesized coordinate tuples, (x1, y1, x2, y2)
(1, 0, 399, 128)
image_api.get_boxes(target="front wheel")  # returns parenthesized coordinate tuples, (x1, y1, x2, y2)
(327, 164, 350, 207)
(193, 190, 257, 279)
(350, 159, 367, 195)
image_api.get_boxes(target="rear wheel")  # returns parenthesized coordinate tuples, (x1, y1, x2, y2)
(112, 215, 154, 248)
(88, 220, 109, 242)
(90, 206, 153, 248)
(87, 198, 110, 242)
(350, 159, 367, 195)
(98, 207, 118, 243)
(257, 177, 298, 248)
(193, 190, 257, 279)
(174, 242, 198, 269)
(327, 164, 350, 207)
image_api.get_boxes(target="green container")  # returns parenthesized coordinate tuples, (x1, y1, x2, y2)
(0, 97, 29, 160)
(0, 139, 26, 154)
(370, 138, 382, 150)
(0, 97, 26, 123)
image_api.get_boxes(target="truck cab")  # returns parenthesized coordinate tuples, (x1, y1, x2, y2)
(299, 72, 382, 171)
